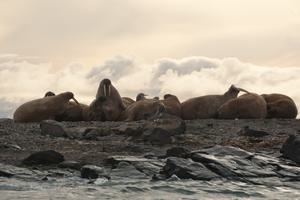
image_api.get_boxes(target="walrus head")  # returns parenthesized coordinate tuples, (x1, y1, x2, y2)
(62, 92, 79, 104)
(225, 85, 250, 98)
(44, 91, 55, 97)
(136, 93, 148, 101)
(100, 78, 112, 97)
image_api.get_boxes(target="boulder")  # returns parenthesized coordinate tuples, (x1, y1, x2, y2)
(165, 147, 191, 158)
(22, 150, 64, 165)
(81, 165, 109, 179)
(281, 135, 300, 164)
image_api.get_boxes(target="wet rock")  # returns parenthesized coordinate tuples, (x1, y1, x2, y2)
(81, 165, 109, 179)
(58, 161, 84, 170)
(0, 169, 14, 177)
(40, 120, 67, 137)
(0, 143, 22, 150)
(238, 126, 269, 137)
(194, 145, 253, 158)
(22, 150, 64, 165)
(281, 135, 300, 164)
(106, 156, 164, 177)
(162, 157, 220, 180)
(166, 147, 191, 158)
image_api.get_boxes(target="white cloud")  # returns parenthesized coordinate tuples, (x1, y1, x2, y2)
(0, 54, 299, 118)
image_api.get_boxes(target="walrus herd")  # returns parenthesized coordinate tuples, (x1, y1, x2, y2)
(13, 78, 298, 123)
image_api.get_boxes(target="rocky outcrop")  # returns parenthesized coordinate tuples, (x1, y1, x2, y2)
(22, 150, 64, 165)
(281, 135, 300, 164)
(81, 165, 109, 179)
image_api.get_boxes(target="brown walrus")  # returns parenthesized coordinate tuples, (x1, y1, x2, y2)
(181, 85, 247, 119)
(160, 94, 181, 117)
(119, 99, 165, 121)
(13, 92, 79, 123)
(88, 79, 125, 121)
(217, 93, 267, 119)
(43, 91, 89, 121)
(261, 93, 298, 119)
(122, 97, 135, 108)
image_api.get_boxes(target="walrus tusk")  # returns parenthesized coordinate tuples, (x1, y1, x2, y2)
(72, 97, 79, 104)
(237, 88, 250, 94)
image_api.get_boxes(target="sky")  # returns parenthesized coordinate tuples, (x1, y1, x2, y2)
(0, 0, 300, 118)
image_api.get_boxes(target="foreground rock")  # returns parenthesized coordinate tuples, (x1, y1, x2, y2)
(81, 165, 109, 179)
(281, 135, 300, 164)
(158, 145, 300, 186)
(22, 150, 64, 165)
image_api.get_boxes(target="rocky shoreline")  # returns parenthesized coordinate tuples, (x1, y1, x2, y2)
(1, 118, 300, 199)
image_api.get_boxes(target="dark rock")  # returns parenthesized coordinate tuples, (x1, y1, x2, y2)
(162, 157, 219, 180)
(58, 161, 84, 170)
(143, 128, 173, 145)
(40, 120, 67, 137)
(166, 147, 191, 158)
(281, 135, 300, 164)
(22, 150, 64, 165)
(81, 165, 109, 179)
(146, 116, 186, 136)
(238, 126, 269, 137)
(0, 169, 14, 178)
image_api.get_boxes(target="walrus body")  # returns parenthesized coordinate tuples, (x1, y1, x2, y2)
(181, 85, 243, 119)
(55, 102, 89, 122)
(261, 93, 298, 119)
(119, 99, 165, 121)
(160, 94, 181, 117)
(217, 93, 267, 119)
(13, 92, 78, 123)
(88, 79, 125, 121)
(122, 97, 135, 108)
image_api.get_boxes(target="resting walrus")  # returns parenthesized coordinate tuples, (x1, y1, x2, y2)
(119, 99, 165, 121)
(43, 91, 89, 122)
(88, 79, 125, 121)
(261, 93, 298, 119)
(13, 92, 79, 123)
(217, 93, 267, 119)
(160, 94, 182, 117)
(181, 85, 247, 119)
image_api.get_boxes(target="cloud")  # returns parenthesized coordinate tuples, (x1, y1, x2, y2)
(0, 54, 299, 118)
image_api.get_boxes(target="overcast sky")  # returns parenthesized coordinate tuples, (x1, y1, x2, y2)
(0, 0, 300, 117)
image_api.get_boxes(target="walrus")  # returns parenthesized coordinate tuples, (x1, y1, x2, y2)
(217, 93, 267, 119)
(13, 92, 79, 123)
(88, 79, 125, 121)
(181, 85, 248, 119)
(160, 94, 182, 117)
(261, 93, 298, 119)
(43, 91, 89, 122)
(122, 97, 135, 108)
(119, 99, 165, 121)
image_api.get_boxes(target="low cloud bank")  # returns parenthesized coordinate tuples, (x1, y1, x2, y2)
(1, 54, 299, 118)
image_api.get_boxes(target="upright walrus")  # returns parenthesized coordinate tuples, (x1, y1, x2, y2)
(217, 93, 267, 119)
(13, 92, 79, 123)
(261, 93, 298, 119)
(181, 85, 247, 119)
(160, 94, 182, 117)
(88, 79, 125, 121)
